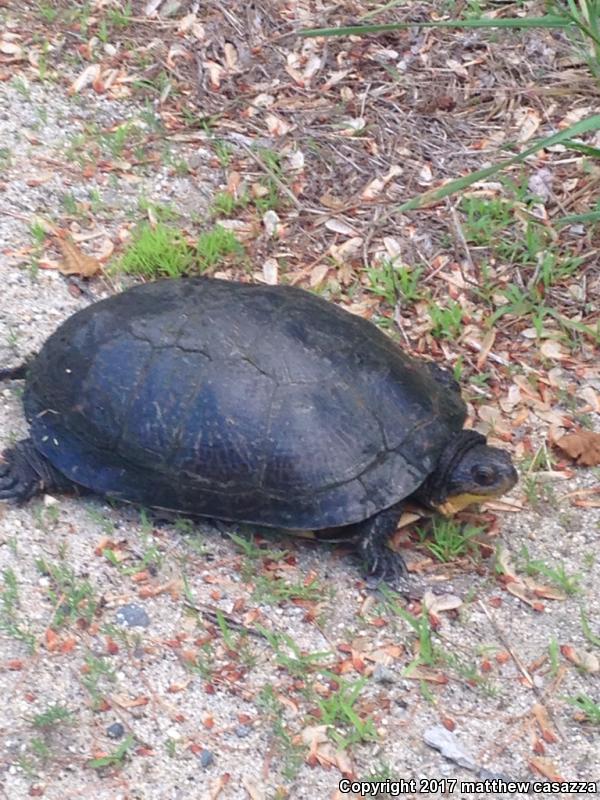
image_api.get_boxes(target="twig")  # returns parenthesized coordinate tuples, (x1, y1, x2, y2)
(477, 600, 565, 738)
(239, 143, 302, 210)
(448, 200, 477, 279)
(477, 599, 534, 687)
(183, 600, 269, 639)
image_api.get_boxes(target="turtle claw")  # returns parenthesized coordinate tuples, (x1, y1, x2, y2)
(0, 457, 18, 493)
(0, 475, 18, 496)
(360, 539, 408, 587)
(354, 502, 410, 589)
(0, 447, 42, 502)
(373, 551, 408, 585)
(1, 440, 78, 502)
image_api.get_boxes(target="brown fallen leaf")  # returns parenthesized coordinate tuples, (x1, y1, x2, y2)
(523, 577, 566, 602)
(45, 628, 60, 651)
(309, 263, 329, 288)
(319, 192, 345, 210)
(167, 682, 189, 694)
(397, 510, 422, 528)
(476, 329, 496, 370)
(403, 666, 448, 684)
(505, 581, 545, 613)
(201, 774, 230, 800)
(532, 703, 559, 744)
(241, 776, 265, 800)
(303, 733, 356, 775)
(555, 430, 600, 466)
(70, 63, 101, 95)
(362, 165, 402, 200)
(529, 756, 564, 782)
(328, 236, 363, 262)
(0, 41, 23, 58)
(573, 498, 600, 508)
(56, 237, 102, 277)
(300, 724, 328, 748)
(334, 747, 354, 777)
(265, 113, 292, 136)
(560, 644, 599, 673)
(365, 643, 403, 664)
(111, 694, 149, 708)
(422, 591, 463, 615)
(137, 580, 179, 599)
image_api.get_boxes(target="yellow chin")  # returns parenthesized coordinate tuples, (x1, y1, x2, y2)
(436, 493, 491, 516)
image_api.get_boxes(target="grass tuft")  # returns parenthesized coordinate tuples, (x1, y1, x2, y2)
(566, 693, 600, 725)
(366, 261, 423, 306)
(32, 704, 73, 729)
(117, 223, 194, 278)
(518, 546, 581, 594)
(116, 223, 243, 278)
(315, 676, 378, 748)
(417, 518, 483, 563)
(197, 224, 244, 270)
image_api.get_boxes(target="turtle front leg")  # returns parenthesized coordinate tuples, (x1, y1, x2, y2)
(352, 502, 408, 585)
(0, 439, 73, 502)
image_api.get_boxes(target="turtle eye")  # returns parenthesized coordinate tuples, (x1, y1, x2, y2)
(471, 465, 496, 487)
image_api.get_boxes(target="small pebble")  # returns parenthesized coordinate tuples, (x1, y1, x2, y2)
(373, 664, 396, 684)
(234, 724, 252, 738)
(115, 604, 150, 628)
(106, 722, 125, 740)
(198, 749, 214, 768)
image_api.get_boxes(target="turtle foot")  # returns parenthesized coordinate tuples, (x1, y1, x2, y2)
(359, 537, 409, 586)
(353, 501, 410, 589)
(0, 362, 31, 382)
(0, 442, 42, 501)
(0, 439, 69, 503)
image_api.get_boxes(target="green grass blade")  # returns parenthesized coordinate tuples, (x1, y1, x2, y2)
(546, 309, 600, 342)
(396, 114, 600, 212)
(560, 139, 600, 157)
(300, 16, 574, 38)
(555, 208, 600, 226)
(581, 608, 600, 648)
(564, 0, 600, 47)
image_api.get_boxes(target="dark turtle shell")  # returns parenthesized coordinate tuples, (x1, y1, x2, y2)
(23, 278, 466, 529)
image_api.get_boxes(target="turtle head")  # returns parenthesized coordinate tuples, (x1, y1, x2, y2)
(418, 431, 518, 515)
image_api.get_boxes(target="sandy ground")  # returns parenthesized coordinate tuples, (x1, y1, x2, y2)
(1, 26, 600, 800)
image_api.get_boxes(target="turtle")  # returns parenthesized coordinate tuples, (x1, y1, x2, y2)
(0, 277, 517, 583)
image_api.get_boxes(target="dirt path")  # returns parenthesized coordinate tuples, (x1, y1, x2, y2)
(1, 3, 599, 799)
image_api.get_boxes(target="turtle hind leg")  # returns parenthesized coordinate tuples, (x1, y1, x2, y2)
(0, 360, 34, 382)
(0, 439, 73, 502)
(351, 502, 408, 586)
